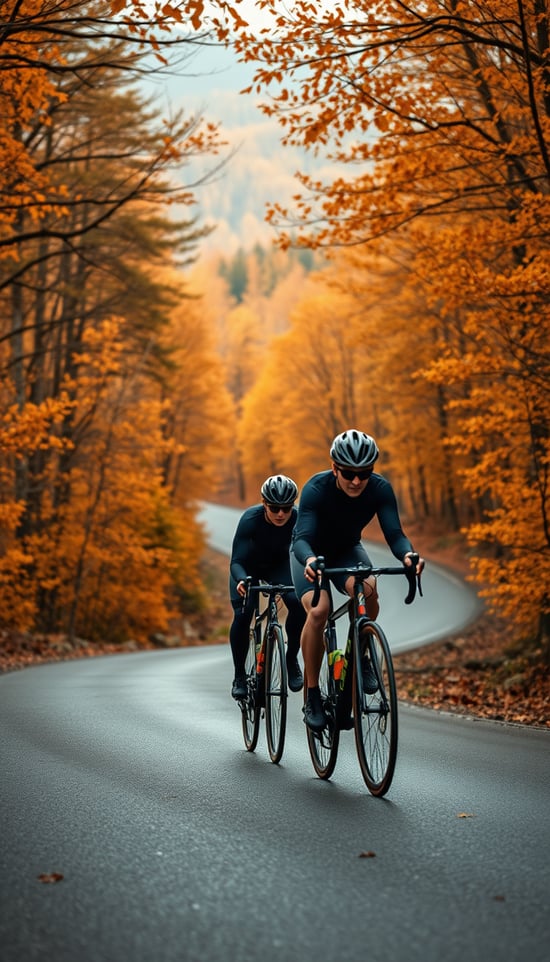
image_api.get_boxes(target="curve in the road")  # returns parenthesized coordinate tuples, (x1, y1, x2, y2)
(198, 501, 483, 653)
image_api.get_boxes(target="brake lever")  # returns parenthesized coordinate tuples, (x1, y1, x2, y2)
(310, 556, 325, 608)
(240, 575, 252, 613)
(404, 552, 420, 605)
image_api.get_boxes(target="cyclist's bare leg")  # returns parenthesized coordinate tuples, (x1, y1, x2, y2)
(344, 574, 379, 619)
(300, 588, 330, 688)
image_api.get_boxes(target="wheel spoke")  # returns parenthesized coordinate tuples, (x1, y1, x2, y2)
(266, 626, 287, 763)
(241, 626, 261, 752)
(306, 635, 340, 779)
(353, 623, 398, 796)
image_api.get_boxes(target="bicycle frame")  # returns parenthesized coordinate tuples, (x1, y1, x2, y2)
(306, 555, 421, 795)
(239, 580, 294, 764)
(327, 576, 392, 709)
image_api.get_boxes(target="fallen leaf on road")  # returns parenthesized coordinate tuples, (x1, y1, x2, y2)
(358, 851, 376, 858)
(37, 872, 64, 883)
(457, 812, 476, 818)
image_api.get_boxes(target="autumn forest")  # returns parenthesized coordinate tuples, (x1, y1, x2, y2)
(1, 2, 549, 662)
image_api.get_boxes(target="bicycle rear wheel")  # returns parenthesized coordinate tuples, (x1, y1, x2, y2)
(241, 625, 261, 752)
(353, 621, 398, 796)
(265, 624, 288, 763)
(305, 633, 340, 779)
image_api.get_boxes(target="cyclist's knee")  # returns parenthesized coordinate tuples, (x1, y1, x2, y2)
(305, 596, 329, 626)
(364, 578, 379, 619)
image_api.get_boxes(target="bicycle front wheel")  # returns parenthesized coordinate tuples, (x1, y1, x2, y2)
(353, 621, 398, 796)
(265, 624, 288, 763)
(241, 626, 261, 752)
(306, 634, 340, 780)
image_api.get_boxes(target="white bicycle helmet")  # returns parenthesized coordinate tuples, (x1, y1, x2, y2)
(261, 475, 298, 505)
(330, 430, 379, 468)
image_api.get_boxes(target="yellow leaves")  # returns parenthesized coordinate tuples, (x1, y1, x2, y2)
(0, 398, 74, 457)
(222, 212, 549, 645)
(0, 546, 36, 629)
(227, 0, 550, 280)
(0, 291, 232, 638)
(0, 502, 25, 529)
(75, 319, 124, 379)
(0, 5, 250, 641)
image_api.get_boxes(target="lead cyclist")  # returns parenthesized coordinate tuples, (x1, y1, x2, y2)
(290, 429, 425, 732)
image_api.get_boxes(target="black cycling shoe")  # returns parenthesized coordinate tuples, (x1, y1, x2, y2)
(231, 674, 248, 700)
(361, 657, 379, 694)
(286, 656, 304, 692)
(303, 688, 326, 732)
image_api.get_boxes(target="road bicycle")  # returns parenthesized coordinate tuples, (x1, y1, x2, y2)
(237, 579, 295, 764)
(306, 555, 422, 796)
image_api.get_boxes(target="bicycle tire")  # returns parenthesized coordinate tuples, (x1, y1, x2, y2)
(353, 621, 398, 796)
(265, 624, 288, 763)
(305, 631, 340, 779)
(241, 624, 261, 752)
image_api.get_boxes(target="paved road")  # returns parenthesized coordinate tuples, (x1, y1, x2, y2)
(1, 504, 548, 962)
(1, 650, 548, 962)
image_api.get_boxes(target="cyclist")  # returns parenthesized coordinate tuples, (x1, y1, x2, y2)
(229, 475, 306, 700)
(290, 429, 424, 732)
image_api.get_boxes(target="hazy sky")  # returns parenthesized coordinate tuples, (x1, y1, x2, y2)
(142, 11, 331, 256)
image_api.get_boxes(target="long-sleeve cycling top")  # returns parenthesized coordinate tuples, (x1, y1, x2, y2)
(290, 470, 413, 565)
(229, 504, 297, 584)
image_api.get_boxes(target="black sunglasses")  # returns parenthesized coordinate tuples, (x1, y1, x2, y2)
(266, 503, 293, 513)
(337, 466, 373, 481)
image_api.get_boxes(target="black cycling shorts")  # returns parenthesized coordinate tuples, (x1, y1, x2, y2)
(290, 543, 372, 599)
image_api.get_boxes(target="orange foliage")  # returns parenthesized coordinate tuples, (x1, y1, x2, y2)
(0, 4, 236, 642)
(156, 266, 236, 505)
(0, 394, 75, 629)
(0, 1, 226, 258)
(9, 315, 231, 642)
(218, 1, 550, 648)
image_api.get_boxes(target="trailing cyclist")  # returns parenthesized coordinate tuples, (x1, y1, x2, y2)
(229, 475, 306, 700)
(290, 429, 425, 732)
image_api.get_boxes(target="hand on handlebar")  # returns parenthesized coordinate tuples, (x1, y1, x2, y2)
(304, 557, 322, 583)
(307, 557, 325, 607)
(404, 551, 424, 576)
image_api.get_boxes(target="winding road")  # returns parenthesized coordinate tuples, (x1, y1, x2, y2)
(198, 502, 483, 651)
(0, 504, 548, 962)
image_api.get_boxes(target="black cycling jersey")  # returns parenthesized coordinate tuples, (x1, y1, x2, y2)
(228, 503, 304, 675)
(229, 503, 297, 591)
(291, 470, 413, 565)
